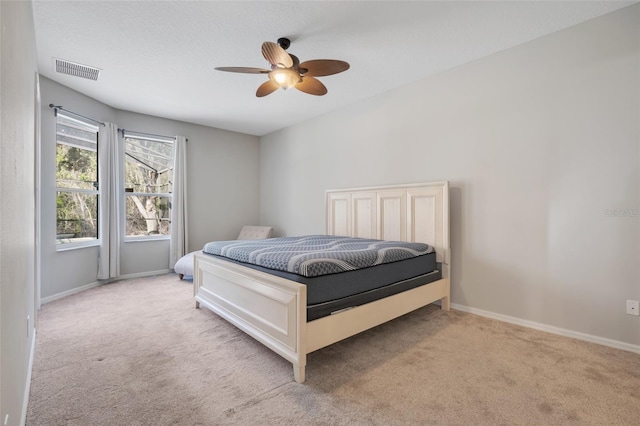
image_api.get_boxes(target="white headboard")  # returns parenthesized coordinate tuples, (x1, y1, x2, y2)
(326, 181, 449, 278)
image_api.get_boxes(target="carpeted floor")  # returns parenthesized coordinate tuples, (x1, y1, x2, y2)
(27, 273, 640, 425)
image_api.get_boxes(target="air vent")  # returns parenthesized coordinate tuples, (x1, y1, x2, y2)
(54, 58, 101, 81)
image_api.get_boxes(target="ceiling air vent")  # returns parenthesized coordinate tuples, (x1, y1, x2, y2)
(54, 58, 101, 81)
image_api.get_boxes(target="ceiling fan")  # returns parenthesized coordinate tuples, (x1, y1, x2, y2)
(215, 38, 350, 97)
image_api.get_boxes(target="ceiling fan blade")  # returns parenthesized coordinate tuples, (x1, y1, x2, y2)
(295, 76, 327, 96)
(299, 60, 350, 77)
(262, 41, 293, 68)
(215, 67, 270, 74)
(256, 80, 280, 97)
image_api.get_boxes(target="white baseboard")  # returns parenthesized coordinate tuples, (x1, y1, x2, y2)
(20, 329, 36, 426)
(117, 269, 172, 280)
(450, 303, 640, 355)
(41, 270, 173, 304)
(41, 281, 101, 304)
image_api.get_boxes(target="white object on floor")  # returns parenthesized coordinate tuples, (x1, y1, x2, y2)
(174, 251, 196, 280)
(175, 226, 274, 280)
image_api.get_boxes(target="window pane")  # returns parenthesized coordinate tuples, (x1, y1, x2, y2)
(56, 143, 98, 190)
(57, 114, 98, 151)
(56, 191, 98, 244)
(125, 137, 173, 194)
(125, 195, 171, 237)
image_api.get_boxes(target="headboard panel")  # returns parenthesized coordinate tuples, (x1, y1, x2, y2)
(326, 182, 449, 277)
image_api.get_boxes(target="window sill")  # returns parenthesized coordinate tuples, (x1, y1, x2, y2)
(124, 235, 170, 243)
(56, 240, 100, 252)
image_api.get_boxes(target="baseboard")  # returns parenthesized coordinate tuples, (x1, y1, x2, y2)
(450, 303, 640, 355)
(20, 329, 36, 426)
(41, 270, 173, 304)
(41, 281, 101, 304)
(117, 269, 172, 280)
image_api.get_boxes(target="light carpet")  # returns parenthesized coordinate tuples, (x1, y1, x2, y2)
(27, 273, 640, 425)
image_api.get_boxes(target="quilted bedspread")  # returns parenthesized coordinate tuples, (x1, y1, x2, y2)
(202, 235, 434, 277)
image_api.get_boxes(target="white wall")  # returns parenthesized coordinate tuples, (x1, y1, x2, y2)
(40, 77, 260, 298)
(0, 1, 38, 424)
(260, 6, 640, 346)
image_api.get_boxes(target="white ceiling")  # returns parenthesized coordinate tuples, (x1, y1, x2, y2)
(33, 1, 635, 136)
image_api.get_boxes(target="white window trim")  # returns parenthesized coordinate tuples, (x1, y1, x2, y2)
(124, 235, 170, 243)
(56, 239, 101, 251)
(125, 191, 172, 197)
(56, 187, 98, 195)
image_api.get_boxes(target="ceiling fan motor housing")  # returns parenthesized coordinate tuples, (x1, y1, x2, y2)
(277, 37, 291, 50)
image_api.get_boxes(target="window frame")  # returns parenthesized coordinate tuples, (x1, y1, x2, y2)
(55, 113, 100, 251)
(122, 131, 175, 242)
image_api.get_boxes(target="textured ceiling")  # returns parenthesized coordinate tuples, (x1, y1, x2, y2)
(32, 1, 635, 136)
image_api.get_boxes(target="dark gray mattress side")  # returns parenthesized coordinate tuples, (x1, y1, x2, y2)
(201, 252, 437, 305)
(307, 269, 442, 321)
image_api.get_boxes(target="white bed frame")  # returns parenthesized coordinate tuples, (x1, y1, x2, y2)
(194, 181, 450, 383)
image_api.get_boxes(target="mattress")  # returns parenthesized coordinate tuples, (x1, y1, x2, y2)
(203, 235, 434, 277)
(202, 235, 438, 306)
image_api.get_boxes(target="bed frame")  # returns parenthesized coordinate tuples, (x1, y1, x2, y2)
(194, 181, 450, 383)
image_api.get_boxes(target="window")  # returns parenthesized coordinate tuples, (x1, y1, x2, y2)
(124, 133, 174, 239)
(55, 114, 99, 246)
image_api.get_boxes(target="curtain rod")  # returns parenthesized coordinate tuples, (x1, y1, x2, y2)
(48, 105, 188, 142)
(49, 104, 105, 127)
(119, 128, 187, 142)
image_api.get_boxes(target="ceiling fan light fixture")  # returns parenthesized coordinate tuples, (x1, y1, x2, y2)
(215, 38, 349, 97)
(269, 68, 300, 90)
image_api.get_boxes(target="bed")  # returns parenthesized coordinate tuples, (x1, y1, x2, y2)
(193, 181, 450, 383)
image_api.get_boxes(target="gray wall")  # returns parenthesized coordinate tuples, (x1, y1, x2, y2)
(0, 1, 38, 424)
(39, 78, 116, 298)
(40, 78, 260, 298)
(260, 6, 640, 346)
